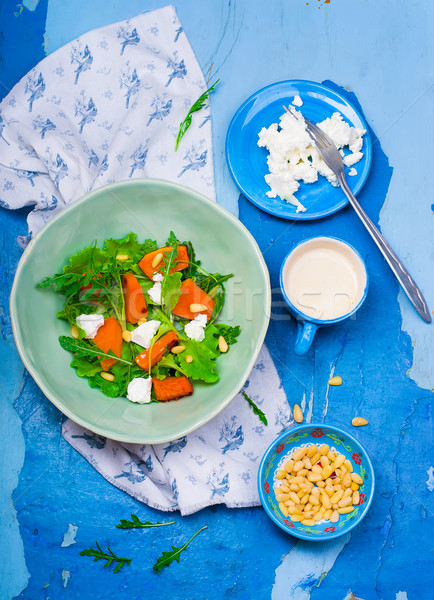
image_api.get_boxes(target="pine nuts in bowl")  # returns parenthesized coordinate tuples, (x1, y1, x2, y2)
(257, 423, 374, 541)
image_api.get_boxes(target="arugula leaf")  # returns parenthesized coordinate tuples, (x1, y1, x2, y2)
(161, 272, 182, 315)
(177, 325, 220, 383)
(152, 354, 187, 380)
(214, 324, 241, 346)
(153, 526, 207, 573)
(80, 541, 131, 574)
(116, 514, 175, 529)
(242, 391, 268, 425)
(174, 78, 220, 151)
(70, 356, 102, 378)
(59, 336, 133, 366)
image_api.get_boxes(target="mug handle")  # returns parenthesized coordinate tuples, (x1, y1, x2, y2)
(295, 321, 318, 356)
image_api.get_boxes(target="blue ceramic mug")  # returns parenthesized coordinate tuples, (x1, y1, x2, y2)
(280, 236, 369, 356)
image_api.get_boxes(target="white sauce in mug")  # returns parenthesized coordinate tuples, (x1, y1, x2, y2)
(282, 238, 367, 321)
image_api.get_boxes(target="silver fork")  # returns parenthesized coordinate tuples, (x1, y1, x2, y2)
(286, 108, 431, 323)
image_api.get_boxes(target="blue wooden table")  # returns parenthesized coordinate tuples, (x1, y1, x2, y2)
(1, 1, 433, 599)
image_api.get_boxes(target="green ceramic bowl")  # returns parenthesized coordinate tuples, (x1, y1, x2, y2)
(10, 179, 270, 444)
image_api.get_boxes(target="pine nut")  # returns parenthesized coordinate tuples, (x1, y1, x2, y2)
(306, 445, 318, 458)
(321, 465, 333, 480)
(298, 468, 309, 476)
(351, 473, 363, 485)
(309, 495, 319, 506)
(327, 451, 336, 461)
(311, 465, 322, 474)
(287, 506, 303, 516)
(288, 492, 300, 504)
(307, 473, 322, 482)
(190, 303, 207, 313)
(218, 335, 228, 353)
(297, 489, 305, 499)
(275, 493, 289, 502)
(185, 355, 194, 364)
(292, 448, 306, 462)
(152, 252, 164, 268)
(338, 507, 354, 515)
(276, 469, 287, 480)
(301, 519, 315, 526)
(116, 254, 129, 261)
(351, 483, 359, 491)
(290, 515, 303, 523)
(330, 510, 339, 523)
(311, 486, 320, 498)
(314, 511, 324, 522)
(279, 502, 289, 517)
(321, 494, 332, 509)
(324, 485, 334, 497)
(303, 457, 312, 469)
(330, 490, 344, 504)
(138, 317, 147, 325)
(323, 509, 332, 521)
(284, 460, 294, 472)
(352, 417, 369, 427)
(319, 444, 329, 456)
(316, 480, 326, 488)
(310, 452, 321, 466)
(100, 372, 115, 382)
(171, 345, 186, 354)
(338, 496, 353, 508)
(352, 491, 360, 505)
(280, 483, 290, 493)
(344, 459, 354, 473)
(122, 330, 132, 343)
(320, 455, 330, 468)
(300, 494, 310, 505)
(334, 454, 346, 469)
(342, 472, 352, 488)
(293, 460, 304, 472)
(305, 503, 312, 512)
(328, 375, 342, 386)
(71, 325, 79, 339)
(289, 483, 300, 492)
(343, 488, 352, 498)
(293, 404, 304, 423)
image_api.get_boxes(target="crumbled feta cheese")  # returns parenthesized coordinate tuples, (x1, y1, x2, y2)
(184, 313, 207, 342)
(153, 273, 164, 282)
(131, 320, 160, 349)
(348, 167, 358, 176)
(258, 108, 366, 210)
(127, 377, 153, 404)
(76, 313, 104, 339)
(148, 281, 162, 304)
(343, 151, 363, 167)
(292, 95, 303, 107)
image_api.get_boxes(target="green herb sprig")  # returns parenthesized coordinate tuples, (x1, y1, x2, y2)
(116, 514, 175, 529)
(242, 391, 268, 426)
(153, 526, 207, 573)
(80, 541, 131, 574)
(175, 80, 220, 151)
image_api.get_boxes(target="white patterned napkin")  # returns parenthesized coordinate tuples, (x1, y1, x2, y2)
(1, 5, 292, 515)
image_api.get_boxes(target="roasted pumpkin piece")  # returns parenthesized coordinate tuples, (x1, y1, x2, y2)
(92, 316, 123, 371)
(135, 331, 179, 371)
(122, 272, 148, 324)
(152, 376, 194, 402)
(172, 278, 215, 321)
(138, 245, 189, 279)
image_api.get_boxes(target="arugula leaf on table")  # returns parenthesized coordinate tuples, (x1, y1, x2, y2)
(177, 324, 220, 383)
(242, 391, 268, 426)
(174, 78, 220, 151)
(80, 541, 131, 574)
(116, 514, 175, 529)
(153, 526, 207, 573)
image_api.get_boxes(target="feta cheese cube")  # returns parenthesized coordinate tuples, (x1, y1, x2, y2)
(131, 320, 160, 349)
(127, 377, 153, 404)
(184, 313, 208, 342)
(76, 313, 104, 339)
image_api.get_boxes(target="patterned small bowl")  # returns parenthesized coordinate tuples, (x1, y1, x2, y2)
(258, 423, 375, 541)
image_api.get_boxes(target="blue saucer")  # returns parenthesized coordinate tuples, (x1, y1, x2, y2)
(225, 80, 372, 220)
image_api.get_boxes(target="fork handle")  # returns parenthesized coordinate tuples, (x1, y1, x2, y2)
(338, 174, 431, 323)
